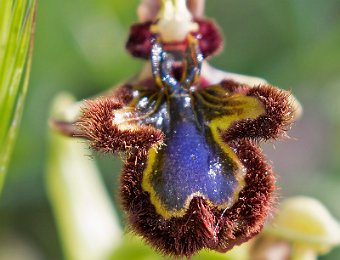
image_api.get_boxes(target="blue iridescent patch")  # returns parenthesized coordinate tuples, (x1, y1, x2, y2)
(136, 36, 264, 219)
(151, 96, 240, 212)
(138, 91, 250, 218)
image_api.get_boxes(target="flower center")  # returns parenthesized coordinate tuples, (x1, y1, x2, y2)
(151, 0, 198, 42)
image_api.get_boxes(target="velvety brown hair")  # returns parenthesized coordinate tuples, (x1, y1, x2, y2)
(74, 80, 295, 257)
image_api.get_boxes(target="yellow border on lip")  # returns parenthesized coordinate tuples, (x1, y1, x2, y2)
(141, 95, 265, 220)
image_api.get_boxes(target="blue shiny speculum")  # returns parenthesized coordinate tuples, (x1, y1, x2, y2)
(131, 36, 246, 218)
(150, 95, 239, 212)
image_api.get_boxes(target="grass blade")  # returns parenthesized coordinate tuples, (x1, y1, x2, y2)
(0, 0, 37, 193)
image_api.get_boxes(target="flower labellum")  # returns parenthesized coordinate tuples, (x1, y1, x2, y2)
(52, 0, 300, 257)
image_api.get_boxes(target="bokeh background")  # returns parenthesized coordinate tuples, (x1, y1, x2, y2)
(1, 0, 340, 259)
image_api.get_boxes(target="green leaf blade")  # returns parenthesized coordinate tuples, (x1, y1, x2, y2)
(0, 0, 37, 194)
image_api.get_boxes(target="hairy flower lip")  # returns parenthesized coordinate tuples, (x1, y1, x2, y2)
(69, 79, 299, 257)
(52, 79, 297, 258)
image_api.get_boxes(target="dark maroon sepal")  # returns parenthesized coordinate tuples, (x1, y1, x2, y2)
(125, 21, 153, 59)
(194, 19, 224, 58)
(125, 19, 223, 59)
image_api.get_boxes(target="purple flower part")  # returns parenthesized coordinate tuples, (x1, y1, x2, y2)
(126, 19, 223, 59)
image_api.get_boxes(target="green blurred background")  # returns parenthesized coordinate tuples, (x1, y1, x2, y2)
(1, 0, 340, 259)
